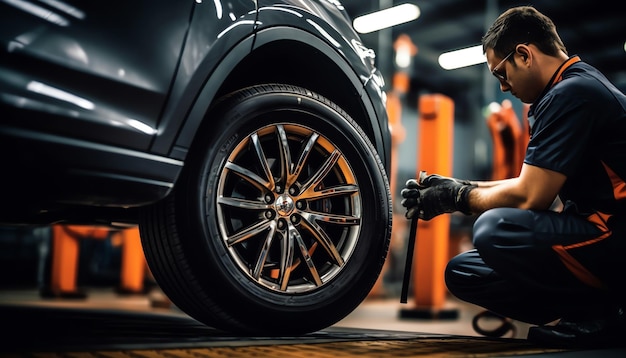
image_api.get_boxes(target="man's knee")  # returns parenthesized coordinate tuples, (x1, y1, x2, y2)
(472, 208, 528, 251)
(444, 249, 486, 297)
(444, 252, 468, 299)
(472, 209, 503, 251)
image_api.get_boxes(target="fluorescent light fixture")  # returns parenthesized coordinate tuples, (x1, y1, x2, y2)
(438, 45, 486, 70)
(395, 49, 412, 68)
(353, 3, 420, 34)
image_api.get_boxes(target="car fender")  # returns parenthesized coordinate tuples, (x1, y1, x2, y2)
(252, 25, 390, 170)
(164, 2, 390, 171)
(150, 0, 259, 157)
(248, 1, 389, 169)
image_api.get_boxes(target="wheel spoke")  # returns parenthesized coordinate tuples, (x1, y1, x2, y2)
(299, 150, 341, 195)
(279, 225, 296, 291)
(225, 161, 270, 191)
(299, 184, 358, 201)
(251, 132, 276, 191)
(218, 196, 272, 210)
(290, 221, 322, 286)
(276, 125, 292, 185)
(252, 222, 277, 280)
(302, 211, 360, 226)
(287, 132, 319, 188)
(299, 212, 351, 266)
(226, 218, 272, 246)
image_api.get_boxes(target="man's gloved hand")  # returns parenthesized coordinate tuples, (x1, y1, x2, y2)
(400, 172, 477, 220)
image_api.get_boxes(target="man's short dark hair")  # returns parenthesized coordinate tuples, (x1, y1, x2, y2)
(482, 6, 567, 59)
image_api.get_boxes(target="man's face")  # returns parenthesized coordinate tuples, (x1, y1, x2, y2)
(486, 46, 538, 104)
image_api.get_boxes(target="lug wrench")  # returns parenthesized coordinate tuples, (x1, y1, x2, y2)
(400, 170, 426, 304)
(400, 215, 418, 304)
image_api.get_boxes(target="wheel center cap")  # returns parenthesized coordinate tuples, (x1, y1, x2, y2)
(275, 194, 294, 216)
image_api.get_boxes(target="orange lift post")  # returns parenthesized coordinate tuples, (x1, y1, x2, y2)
(45, 225, 146, 297)
(400, 93, 458, 319)
(486, 99, 529, 180)
(117, 227, 147, 294)
(47, 225, 110, 297)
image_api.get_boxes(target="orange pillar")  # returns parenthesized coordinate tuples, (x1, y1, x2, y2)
(47, 225, 109, 297)
(486, 99, 525, 180)
(117, 227, 147, 293)
(49, 225, 81, 295)
(519, 103, 531, 170)
(401, 93, 458, 319)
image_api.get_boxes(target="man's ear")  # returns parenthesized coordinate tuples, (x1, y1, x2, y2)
(516, 44, 530, 63)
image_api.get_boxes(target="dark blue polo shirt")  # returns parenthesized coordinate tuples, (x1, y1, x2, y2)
(526, 58, 626, 217)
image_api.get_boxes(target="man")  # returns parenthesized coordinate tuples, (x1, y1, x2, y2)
(401, 6, 626, 348)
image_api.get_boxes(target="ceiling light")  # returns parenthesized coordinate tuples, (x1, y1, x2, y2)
(353, 3, 420, 34)
(438, 45, 486, 70)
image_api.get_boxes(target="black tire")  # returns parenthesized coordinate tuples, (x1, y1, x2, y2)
(140, 84, 392, 335)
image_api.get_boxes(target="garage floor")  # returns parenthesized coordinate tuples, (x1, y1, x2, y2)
(1, 289, 625, 357)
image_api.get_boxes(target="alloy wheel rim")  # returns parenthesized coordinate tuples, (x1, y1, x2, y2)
(216, 123, 362, 293)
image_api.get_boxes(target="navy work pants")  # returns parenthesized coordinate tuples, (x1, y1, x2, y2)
(445, 207, 624, 325)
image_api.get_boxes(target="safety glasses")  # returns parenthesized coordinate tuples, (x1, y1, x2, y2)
(491, 49, 516, 81)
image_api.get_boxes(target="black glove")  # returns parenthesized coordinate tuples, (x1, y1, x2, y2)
(400, 172, 476, 220)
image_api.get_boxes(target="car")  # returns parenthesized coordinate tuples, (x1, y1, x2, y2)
(0, 0, 392, 335)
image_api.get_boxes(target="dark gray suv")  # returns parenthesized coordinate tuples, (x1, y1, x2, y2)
(0, 0, 392, 335)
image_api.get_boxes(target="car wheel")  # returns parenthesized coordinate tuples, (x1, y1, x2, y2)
(140, 84, 392, 335)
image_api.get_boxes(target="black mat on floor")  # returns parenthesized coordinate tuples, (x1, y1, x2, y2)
(0, 304, 429, 353)
(2, 304, 625, 357)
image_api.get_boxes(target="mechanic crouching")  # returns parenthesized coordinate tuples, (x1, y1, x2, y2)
(401, 5, 626, 348)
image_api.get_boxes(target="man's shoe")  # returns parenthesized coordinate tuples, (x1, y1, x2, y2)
(527, 307, 626, 348)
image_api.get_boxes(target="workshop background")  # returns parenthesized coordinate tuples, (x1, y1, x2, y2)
(1, 0, 625, 341)
(345, 0, 626, 190)
(345, 0, 626, 299)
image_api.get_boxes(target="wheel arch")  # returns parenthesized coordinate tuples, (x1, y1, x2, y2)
(175, 27, 390, 173)
(222, 28, 373, 134)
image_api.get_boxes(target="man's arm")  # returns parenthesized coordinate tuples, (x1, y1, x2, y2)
(470, 178, 515, 188)
(467, 164, 566, 213)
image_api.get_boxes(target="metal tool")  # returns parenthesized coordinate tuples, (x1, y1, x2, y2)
(400, 170, 427, 304)
(400, 215, 418, 304)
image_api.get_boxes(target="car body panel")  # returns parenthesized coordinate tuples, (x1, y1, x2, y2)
(150, 0, 258, 157)
(0, 0, 390, 225)
(0, 0, 194, 150)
